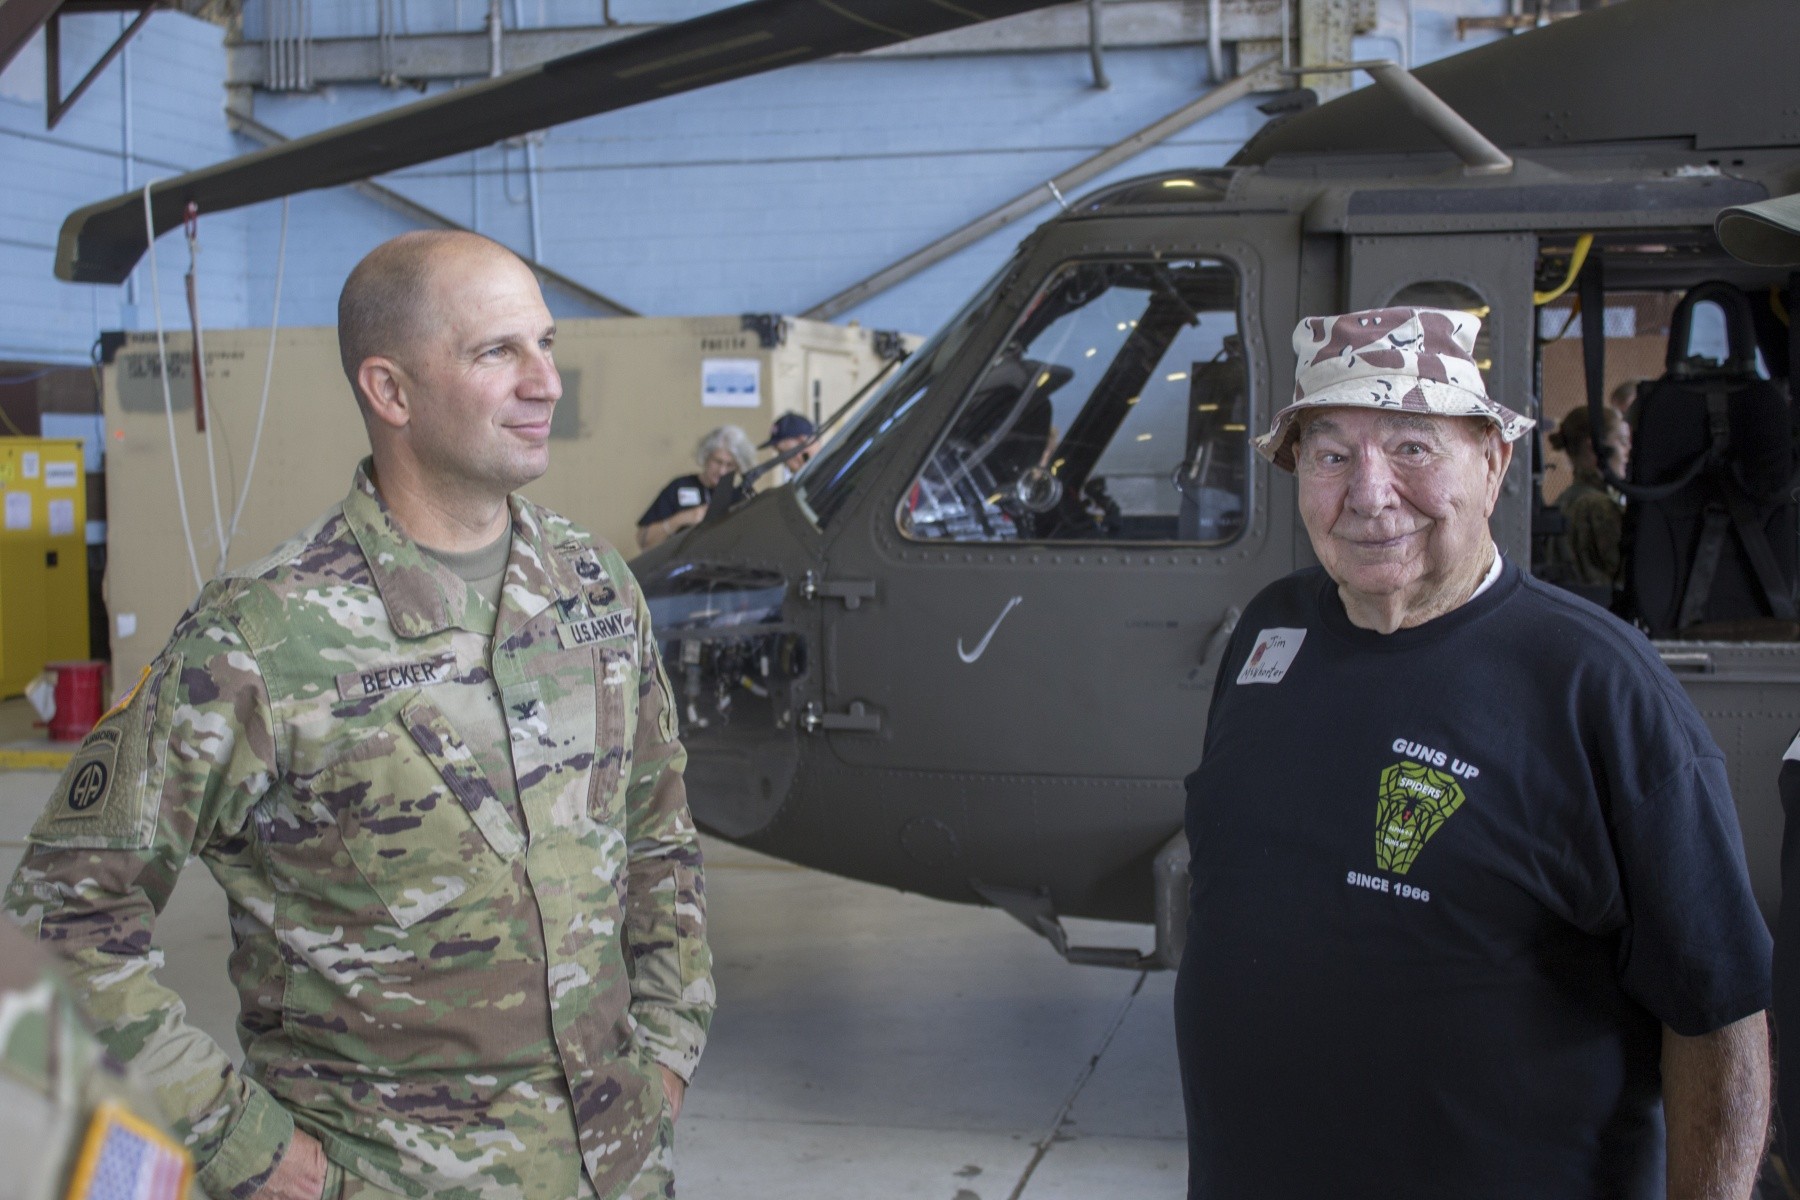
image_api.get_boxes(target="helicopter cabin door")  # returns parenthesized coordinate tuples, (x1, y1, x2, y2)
(1342, 232, 1538, 562)
(803, 222, 1303, 909)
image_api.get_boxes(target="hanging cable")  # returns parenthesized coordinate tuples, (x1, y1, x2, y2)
(227, 196, 288, 548)
(183, 203, 230, 575)
(142, 184, 204, 593)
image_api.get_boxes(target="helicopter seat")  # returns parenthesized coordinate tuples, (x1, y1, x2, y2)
(1623, 282, 1800, 639)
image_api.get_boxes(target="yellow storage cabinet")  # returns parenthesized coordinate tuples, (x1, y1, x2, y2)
(0, 438, 89, 696)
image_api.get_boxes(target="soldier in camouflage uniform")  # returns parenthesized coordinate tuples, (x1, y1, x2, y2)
(4, 231, 713, 1200)
(0, 919, 194, 1200)
(1541, 403, 1631, 591)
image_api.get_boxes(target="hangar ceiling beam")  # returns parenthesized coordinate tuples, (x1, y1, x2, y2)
(0, 0, 67, 74)
(224, 0, 1287, 89)
(801, 53, 1284, 322)
(228, 107, 639, 317)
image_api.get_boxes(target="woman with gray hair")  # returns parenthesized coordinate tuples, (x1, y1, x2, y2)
(636, 425, 756, 550)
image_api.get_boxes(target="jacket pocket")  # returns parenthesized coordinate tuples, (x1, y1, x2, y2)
(302, 697, 521, 929)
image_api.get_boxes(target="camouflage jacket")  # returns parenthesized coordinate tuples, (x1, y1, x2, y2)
(0, 919, 195, 1200)
(5, 462, 713, 1200)
(1546, 466, 1624, 588)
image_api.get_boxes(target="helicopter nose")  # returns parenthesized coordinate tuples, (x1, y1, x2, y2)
(633, 499, 813, 841)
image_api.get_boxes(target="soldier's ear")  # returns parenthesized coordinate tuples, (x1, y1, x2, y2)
(359, 356, 411, 431)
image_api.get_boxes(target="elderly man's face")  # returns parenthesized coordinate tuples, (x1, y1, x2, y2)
(403, 247, 561, 497)
(1294, 409, 1511, 629)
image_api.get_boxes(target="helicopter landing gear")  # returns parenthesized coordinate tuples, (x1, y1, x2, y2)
(972, 833, 1188, 971)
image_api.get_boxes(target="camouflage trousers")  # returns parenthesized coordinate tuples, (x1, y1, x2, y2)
(319, 1115, 676, 1200)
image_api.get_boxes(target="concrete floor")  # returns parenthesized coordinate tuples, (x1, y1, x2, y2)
(0, 718, 1186, 1200)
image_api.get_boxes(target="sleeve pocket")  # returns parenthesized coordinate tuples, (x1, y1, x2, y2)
(624, 859, 706, 1002)
(29, 657, 180, 851)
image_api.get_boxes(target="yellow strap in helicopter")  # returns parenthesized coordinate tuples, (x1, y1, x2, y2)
(1533, 233, 1594, 306)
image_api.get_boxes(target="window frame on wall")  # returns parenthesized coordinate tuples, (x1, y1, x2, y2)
(893, 252, 1254, 549)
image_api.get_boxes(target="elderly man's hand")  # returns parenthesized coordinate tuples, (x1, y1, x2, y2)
(658, 1064, 687, 1122)
(249, 1129, 328, 1200)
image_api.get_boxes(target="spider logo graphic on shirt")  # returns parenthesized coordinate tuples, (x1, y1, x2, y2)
(1374, 761, 1466, 874)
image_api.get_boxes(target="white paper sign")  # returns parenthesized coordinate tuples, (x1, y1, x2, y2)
(4, 492, 30, 531)
(48, 499, 74, 537)
(43, 461, 77, 489)
(20, 451, 38, 480)
(702, 358, 761, 409)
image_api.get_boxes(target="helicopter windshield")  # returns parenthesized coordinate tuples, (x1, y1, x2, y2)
(900, 257, 1248, 544)
(796, 255, 1018, 529)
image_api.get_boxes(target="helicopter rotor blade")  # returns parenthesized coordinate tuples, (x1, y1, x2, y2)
(57, 0, 1069, 285)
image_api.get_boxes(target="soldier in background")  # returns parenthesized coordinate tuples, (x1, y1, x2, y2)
(5, 230, 713, 1200)
(0, 918, 193, 1200)
(1541, 403, 1631, 593)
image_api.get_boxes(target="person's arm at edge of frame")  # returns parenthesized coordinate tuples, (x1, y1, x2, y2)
(2, 597, 314, 1200)
(1662, 1011, 1771, 1200)
(618, 566, 716, 1119)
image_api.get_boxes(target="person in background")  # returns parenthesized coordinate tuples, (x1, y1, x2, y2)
(762, 412, 818, 482)
(637, 425, 755, 551)
(1543, 403, 1632, 592)
(0, 918, 196, 1200)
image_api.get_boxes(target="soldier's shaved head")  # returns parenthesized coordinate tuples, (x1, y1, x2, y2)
(337, 231, 523, 409)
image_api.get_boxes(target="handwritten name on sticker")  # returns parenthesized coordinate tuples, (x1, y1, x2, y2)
(558, 610, 637, 650)
(1236, 627, 1307, 685)
(335, 652, 456, 700)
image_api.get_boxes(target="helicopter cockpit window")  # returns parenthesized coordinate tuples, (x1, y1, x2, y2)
(797, 254, 1017, 530)
(900, 257, 1248, 545)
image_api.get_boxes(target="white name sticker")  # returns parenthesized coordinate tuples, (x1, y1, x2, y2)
(1236, 627, 1307, 685)
(677, 486, 703, 508)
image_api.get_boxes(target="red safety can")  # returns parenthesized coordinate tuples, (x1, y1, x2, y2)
(47, 660, 107, 742)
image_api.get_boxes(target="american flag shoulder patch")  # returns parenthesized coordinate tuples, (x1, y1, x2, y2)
(65, 1101, 191, 1200)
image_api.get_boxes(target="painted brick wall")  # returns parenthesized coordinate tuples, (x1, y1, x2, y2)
(0, 11, 249, 363)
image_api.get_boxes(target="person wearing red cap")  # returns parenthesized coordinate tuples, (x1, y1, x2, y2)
(1175, 306, 1771, 1200)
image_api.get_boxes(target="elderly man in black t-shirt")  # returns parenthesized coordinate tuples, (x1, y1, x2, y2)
(1175, 306, 1771, 1200)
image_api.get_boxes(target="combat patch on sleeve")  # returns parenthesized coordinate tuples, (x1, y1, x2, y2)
(30, 659, 178, 850)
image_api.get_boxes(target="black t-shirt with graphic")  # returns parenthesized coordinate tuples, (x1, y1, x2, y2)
(638, 474, 710, 528)
(1175, 561, 1770, 1200)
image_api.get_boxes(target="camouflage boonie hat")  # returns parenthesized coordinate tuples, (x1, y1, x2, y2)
(1717, 193, 1800, 267)
(1255, 306, 1534, 471)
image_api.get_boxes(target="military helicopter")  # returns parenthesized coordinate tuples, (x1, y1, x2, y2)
(629, 0, 1800, 969)
(55, 0, 1800, 968)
